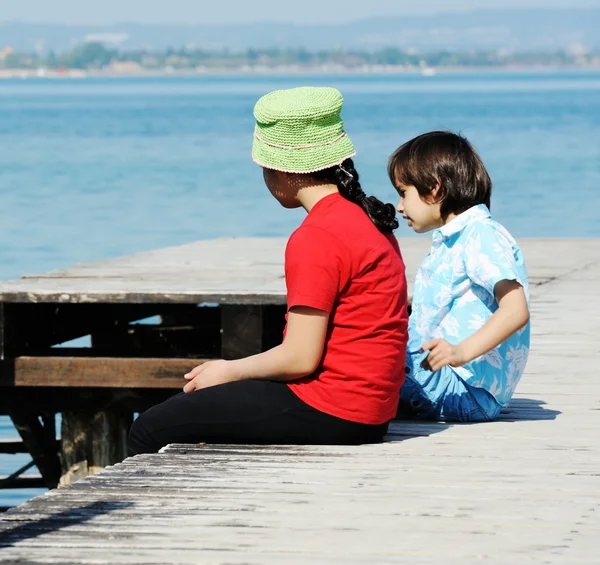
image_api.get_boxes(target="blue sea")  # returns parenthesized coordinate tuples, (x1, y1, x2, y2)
(1, 70, 599, 507)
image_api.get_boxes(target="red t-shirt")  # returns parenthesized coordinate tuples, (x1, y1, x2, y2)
(285, 193, 408, 425)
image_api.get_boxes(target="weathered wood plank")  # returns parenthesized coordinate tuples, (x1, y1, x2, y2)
(0, 238, 597, 304)
(4, 356, 208, 388)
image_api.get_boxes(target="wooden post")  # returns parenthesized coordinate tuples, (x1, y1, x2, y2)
(0, 303, 6, 362)
(58, 329, 134, 486)
(8, 412, 61, 489)
(59, 409, 132, 486)
(221, 305, 264, 359)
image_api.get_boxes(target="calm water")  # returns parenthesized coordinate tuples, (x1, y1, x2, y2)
(1, 71, 599, 507)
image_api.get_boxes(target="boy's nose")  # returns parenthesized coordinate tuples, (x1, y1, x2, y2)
(397, 199, 404, 213)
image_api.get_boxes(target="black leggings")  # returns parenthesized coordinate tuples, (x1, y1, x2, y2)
(128, 379, 388, 455)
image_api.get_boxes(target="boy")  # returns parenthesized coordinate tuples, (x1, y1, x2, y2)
(388, 131, 530, 421)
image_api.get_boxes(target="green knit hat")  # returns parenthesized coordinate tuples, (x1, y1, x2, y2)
(252, 86, 356, 174)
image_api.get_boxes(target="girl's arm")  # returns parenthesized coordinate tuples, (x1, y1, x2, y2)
(183, 306, 328, 392)
(422, 279, 529, 372)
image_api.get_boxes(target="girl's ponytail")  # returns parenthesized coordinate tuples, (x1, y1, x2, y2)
(331, 159, 399, 234)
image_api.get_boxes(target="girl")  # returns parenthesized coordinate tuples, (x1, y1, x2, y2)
(388, 131, 530, 422)
(128, 86, 409, 454)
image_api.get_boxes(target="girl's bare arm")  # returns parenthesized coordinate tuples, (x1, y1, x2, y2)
(228, 306, 329, 380)
(183, 306, 329, 392)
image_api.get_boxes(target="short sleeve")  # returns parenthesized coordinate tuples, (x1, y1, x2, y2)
(388, 234, 402, 257)
(462, 223, 525, 297)
(285, 226, 348, 313)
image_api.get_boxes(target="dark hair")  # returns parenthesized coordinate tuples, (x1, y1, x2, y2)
(387, 131, 492, 218)
(313, 158, 399, 233)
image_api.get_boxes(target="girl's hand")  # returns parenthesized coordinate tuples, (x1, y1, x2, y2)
(420, 339, 468, 372)
(183, 360, 236, 393)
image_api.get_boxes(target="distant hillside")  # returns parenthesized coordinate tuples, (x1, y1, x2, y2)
(1, 8, 599, 53)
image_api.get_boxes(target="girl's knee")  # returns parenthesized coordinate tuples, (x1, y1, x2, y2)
(127, 411, 158, 456)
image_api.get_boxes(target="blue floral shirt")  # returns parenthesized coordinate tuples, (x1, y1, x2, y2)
(408, 204, 530, 406)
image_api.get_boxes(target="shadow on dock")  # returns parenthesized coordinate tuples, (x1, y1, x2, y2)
(499, 397, 561, 422)
(384, 420, 452, 442)
(0, 500, 134, 546)
(385, 397, 561, 441)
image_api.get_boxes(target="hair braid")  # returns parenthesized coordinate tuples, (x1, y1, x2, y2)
(331, 159, 399, 233)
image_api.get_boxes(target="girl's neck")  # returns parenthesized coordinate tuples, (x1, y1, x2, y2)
(297, 183, 339, 213)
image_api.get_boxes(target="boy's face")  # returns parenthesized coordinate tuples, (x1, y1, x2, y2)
(396, 184, 444, 234)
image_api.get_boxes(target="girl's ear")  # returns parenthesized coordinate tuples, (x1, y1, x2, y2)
(272, 170, 290, 186)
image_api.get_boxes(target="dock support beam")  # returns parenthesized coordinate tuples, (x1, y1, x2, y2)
(8, 412, 61, 489)
(221, 305, 264, 359)
(59, 409, 132, 486)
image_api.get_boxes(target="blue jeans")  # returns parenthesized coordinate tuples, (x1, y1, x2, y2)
(398, 350, 502, 422)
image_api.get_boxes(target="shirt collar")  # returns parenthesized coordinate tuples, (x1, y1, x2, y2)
(432, 204, 491, 244)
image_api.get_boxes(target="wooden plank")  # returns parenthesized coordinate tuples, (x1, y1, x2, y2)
(0, 238, 597, 304)
(0, 287, 288, 305)
(5, 357, 209, 388)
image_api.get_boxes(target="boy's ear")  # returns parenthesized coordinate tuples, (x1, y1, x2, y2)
(428, 179, 445, 204)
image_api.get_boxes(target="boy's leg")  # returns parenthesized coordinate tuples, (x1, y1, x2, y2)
(129, 379, 388, 455)
(397, 351, 497, 422)
(396, 372, 441, 420)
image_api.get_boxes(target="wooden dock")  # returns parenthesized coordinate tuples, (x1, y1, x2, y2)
(0, 237, 599, 563)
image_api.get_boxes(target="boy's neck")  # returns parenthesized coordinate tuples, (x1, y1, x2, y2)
(441, 211, 459, 227)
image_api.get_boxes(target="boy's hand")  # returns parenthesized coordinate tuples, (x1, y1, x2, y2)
(420, 339, 468, 372)
(183, 360, 236, 393)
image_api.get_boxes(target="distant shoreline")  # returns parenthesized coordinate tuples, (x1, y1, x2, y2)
(1, 65, 600, 80)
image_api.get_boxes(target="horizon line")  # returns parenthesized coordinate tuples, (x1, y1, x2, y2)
(1, 5, 599, 28)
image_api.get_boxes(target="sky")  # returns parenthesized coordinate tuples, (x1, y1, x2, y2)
(1, 0, 599, 25)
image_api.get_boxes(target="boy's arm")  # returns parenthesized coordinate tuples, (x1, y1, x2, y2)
(422, 280, 529, 372)
(182, 306, 329, 392)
